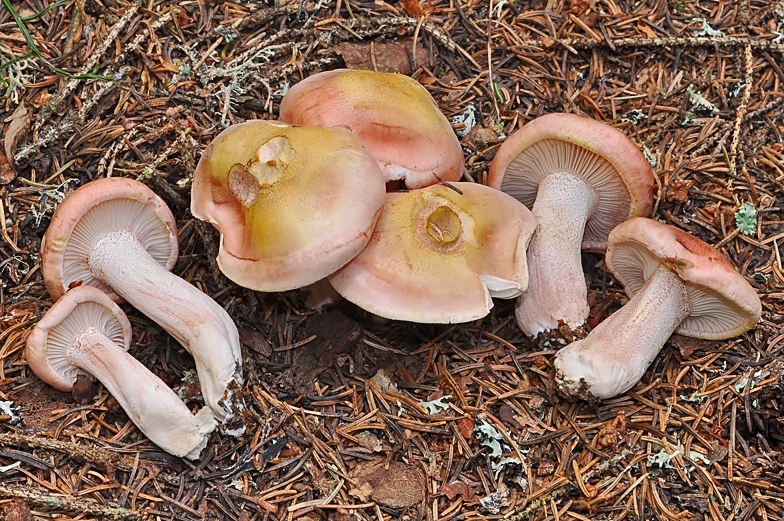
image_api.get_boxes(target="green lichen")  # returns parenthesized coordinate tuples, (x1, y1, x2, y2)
(735, 202, 757, 236)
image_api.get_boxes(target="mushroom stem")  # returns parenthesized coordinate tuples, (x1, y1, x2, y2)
(68, 328, 214, 459)
(515, 171, 598, 335)
(88, 230, 245, 435)
(554, 264, 692, 399)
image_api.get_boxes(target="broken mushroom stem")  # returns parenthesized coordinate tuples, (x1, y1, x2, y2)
(88, 230, 245, 435)
(69, 328, 216, 459)
(554, 264, 691, 399)
(516, 171, 597, 335)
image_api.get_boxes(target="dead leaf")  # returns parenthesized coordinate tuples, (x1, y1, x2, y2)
(512, 414, 545, 435)
(356, 431, 383, 452)
(567, 0, 589, 14)
(498, 404, 523, 431)
(2, 101, 32, 184)
(151, 60, 181, 74)
(440, 480, 479, 501)
(637, 21, 657, 38)
(427, 388, 444, 401)
(2, 501, 31, 521)
(348, 481, 374, 502)
(71, 374, 97, 405)
(239, 328, 272, 357)
(0, 148, 13, 185)
(668, 334, 715, 358)
(461, 125, 499, 151)
(457, 417, 474, 439)
(528, 394, 546, 410)
(399, 0, 435, 17)
(666, 179, 694, 203)
(369, 367, 399, 394)
(593, 411, 626, 449)
(336, 39, 430, 75)
(349, 458, 426, 509)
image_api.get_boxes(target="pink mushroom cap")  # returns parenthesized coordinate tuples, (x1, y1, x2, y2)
(486, 113, 656, 335)
(26, 285, 132, 392)
(554, 218, 762, 399)
(606, 217, 762, 339)
(279, 69, 464, 190)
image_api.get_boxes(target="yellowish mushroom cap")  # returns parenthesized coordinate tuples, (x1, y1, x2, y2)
(192, 120, 387, 291)
(328, 183, 537, 323)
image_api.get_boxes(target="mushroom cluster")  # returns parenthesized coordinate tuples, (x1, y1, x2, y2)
(28, 68, 761, 451)
(488, 113, 759, 399)
(192, 69, 536, 323)
(30, 177, 246, 459)
(188, 69, 760, 400)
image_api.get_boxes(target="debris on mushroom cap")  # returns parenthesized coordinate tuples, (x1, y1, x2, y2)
(487, 112, 655, 251)
(191, 119, 387, 292)
(328, 183, 537, 323)
(606, 217, 762, 339)
(42, 177, 178, 304)
(26, 285, 215, 459)
(554, 218, 761, 400)
(41, 177, 246, 437)
(279, 69, 464, 190)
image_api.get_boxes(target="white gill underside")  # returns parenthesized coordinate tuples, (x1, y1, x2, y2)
(609, 241, 752, 337)
(62, 199, 173, 295)
(500, 138, 631, 244)
(47, 301, 127, 384)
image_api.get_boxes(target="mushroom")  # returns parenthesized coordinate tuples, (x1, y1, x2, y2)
(554, 218, 762, 399)
(191, 120, 386, 292)
(488, 113, 655, 336)
(26, 285, 215, 459)
(42, 177, 245, 436)
(328, 183, 537, 323)
(278, 69, 464, 190)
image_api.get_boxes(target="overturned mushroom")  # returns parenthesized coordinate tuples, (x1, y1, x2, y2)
(554, 218, 762, 399)
(191, 120, 386, 291)
(279, 69, 464, 190)
(488, 113, 655, 336)
(328, 183, 537, 323)
(42, 178, 245, 436)
(26, 285, 215, 459)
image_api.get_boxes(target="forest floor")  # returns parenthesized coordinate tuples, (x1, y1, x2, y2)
(0, 0, 783, 520)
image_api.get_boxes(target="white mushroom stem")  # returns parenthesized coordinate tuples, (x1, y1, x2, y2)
(554, 264, 692, 399)
(516, 171, 597, 336)
(88, 230, 245, 435)
(68, 328, 215, 459)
